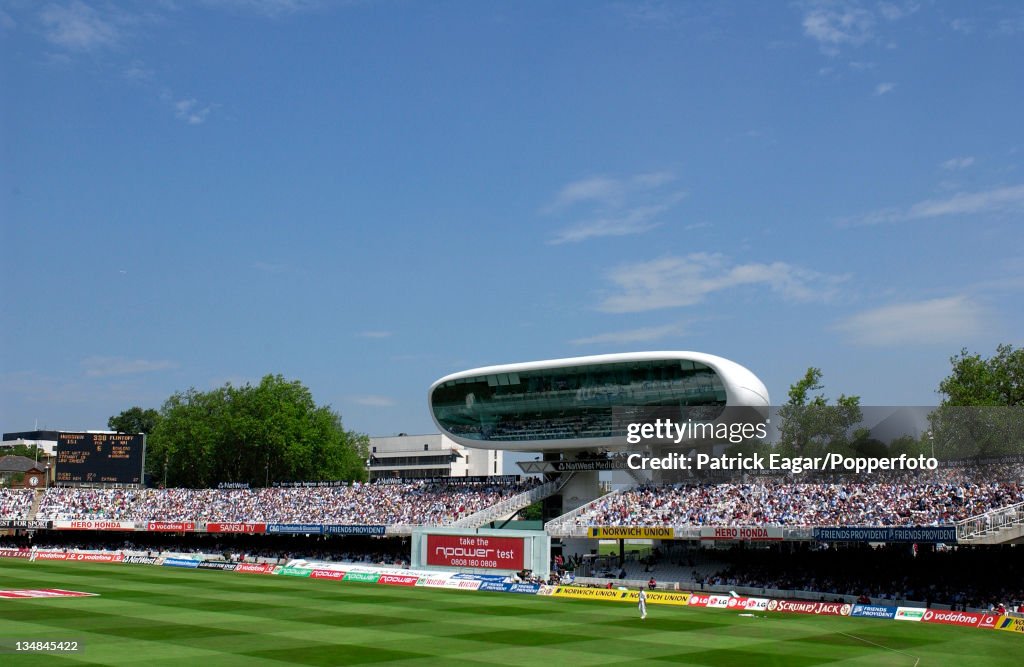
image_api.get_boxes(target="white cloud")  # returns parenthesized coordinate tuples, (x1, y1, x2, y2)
(877, 2, 918, 22)
(40, 1, 121, 52)
(548, 203, 675, 245)
(545, 172, 685, 244)
(842, 183, 1024, 226)
(948, 18, 975, 34)
(174, 98, 215, 125)
(873, 81, 896, 96)
(941, 156, 975, 171)
(351, 394, 396, 407)
(597, 253, 845, 313)
(545, 171, 674, 212)
(81, 356, 177, 378)
(357, 331, 393, 339)
(801, 1, 876, 54)
(834, 296, 988, 346)
(570, 322, 687, 346)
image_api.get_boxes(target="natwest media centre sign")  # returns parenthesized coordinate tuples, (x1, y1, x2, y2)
(425, 534, 525, 570)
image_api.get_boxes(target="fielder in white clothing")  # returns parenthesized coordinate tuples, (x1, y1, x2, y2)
(638, 588, 647, 620)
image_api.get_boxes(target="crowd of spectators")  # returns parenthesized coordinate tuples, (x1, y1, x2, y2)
(706, 544, 1024, 611)
(0, 488, 33, 518)
(576, 468, 1024, 527)
(27, 479, 538, 525)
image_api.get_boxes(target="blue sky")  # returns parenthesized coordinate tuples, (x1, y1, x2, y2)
(2, 0, 1022, 438)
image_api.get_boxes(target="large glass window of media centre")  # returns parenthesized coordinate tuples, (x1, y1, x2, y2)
(431, 359, 727, 442)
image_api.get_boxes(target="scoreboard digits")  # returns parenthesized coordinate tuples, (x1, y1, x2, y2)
(56, 433, 144, 484)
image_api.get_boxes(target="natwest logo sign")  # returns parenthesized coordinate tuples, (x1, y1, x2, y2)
(425, 535, 524, 570)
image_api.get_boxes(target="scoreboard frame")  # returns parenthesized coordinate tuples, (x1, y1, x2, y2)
(55, 432, 146, 485)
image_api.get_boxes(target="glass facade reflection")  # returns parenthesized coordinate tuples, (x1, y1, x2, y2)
(431, 359, 726, 442)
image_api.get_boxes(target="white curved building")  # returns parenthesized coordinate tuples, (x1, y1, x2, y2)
(428, 352, 769, 451)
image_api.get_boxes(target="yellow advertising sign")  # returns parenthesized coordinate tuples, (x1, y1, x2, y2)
(587, 526, 675, 539)
(551, 587, 690, 606)
(995, 616, 1024, 634)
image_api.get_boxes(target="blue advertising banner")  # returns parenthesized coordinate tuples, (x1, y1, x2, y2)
(162, 558, 199, 568)
(851, 604, 898, 619)
(266, 524, 325, 535)
(812, 527, 956, 543)
(478, 582, 541, 594)
(323, 525, 386, 536)
(452, 573, 510, 583)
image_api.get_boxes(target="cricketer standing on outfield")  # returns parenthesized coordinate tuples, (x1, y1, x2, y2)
(639, 587, 647, 620)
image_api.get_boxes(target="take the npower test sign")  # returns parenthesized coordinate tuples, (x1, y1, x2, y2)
(411, 528, 550, 574)
(426, 535, 525, 570)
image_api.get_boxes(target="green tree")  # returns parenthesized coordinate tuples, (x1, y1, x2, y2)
(108, 407, 162, 434)
(938, 344, 1024, 407)
(776, 368, 862, 455)
(146, 375, 367, 487)
(929, 345, 1024, 459)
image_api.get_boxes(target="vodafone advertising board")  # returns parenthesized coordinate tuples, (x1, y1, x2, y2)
(146, 521, 196, 532)
(921, 609, 999, 629)
(425, 534, 525, 570)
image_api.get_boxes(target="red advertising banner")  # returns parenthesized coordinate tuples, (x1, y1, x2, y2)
(235, 563, 276, 574)
(377, 574, 419, 586)
(63, 552, 124, 563)
(0, 548, 30, 559)
(146, 521, 196, 532)
(206, 523, 266, 534)
(310, 569, 346, 580)
(425, 534, 525, 570)
(35, 551, 69, 561)
(724, 596, 770, 611)
(767, 599, 852, 616)
(921, 609, 998, 628)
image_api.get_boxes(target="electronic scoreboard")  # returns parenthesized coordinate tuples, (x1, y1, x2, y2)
(55, 432, 145, 484)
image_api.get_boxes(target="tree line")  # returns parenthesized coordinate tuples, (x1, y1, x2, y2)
(108, 375, 367, 488)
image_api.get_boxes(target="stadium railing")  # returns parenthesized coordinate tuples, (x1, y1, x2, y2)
(450, 474, 573, 529)
(956, 500, 1024, 542)
(543, 486, 626, 535)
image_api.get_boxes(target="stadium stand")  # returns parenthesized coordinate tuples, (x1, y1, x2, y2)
(31, 479, 539, 525)
(568, 467, 1024, 528)
(0, 488, 34, 519)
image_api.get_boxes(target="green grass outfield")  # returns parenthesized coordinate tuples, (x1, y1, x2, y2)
(0, 560, 1017, 666)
